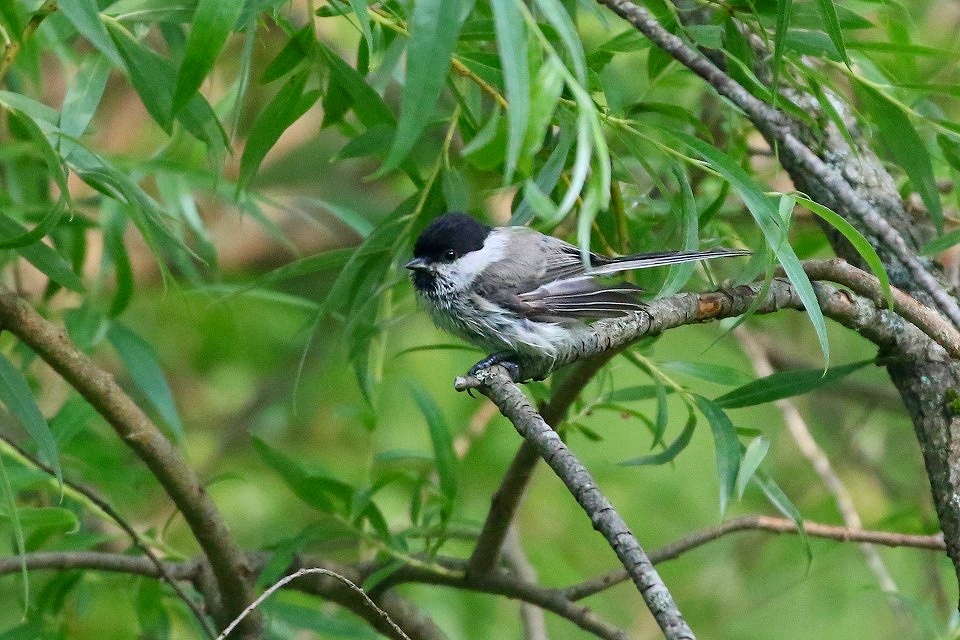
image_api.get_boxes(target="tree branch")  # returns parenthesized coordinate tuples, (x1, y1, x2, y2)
(467, 351, 620, 576)
(594, 0, 960, 328)
(562, 515, 945, 601)
(0, 284, 257, 637)
(474, 366, 695, 639)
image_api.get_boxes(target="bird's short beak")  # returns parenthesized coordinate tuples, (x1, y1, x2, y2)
(405, 257, 431, 272)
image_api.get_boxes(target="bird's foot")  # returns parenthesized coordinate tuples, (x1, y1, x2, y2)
(469, 351, 522, 382)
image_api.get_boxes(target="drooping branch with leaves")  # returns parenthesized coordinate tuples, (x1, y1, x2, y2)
(0, 0, 958, 639)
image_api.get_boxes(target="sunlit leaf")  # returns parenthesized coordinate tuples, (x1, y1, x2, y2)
(380, 0, 465, 173)
(491, 0, 529, 181)
(736, 436, 769, 499)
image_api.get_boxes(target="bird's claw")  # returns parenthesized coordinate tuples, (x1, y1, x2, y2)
(469, 352, 521, 382)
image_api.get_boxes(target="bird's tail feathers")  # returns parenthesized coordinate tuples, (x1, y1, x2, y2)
(588, 248, 749, 276)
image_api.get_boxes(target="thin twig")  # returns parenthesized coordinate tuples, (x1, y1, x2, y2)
(0, 433, 216, 637)
(562, 515, 945, 601)
(215, 568, 412, 640)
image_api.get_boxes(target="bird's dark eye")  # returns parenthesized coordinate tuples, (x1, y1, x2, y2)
(442, 249, 457, 262)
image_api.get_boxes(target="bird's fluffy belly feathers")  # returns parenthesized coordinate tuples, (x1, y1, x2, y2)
(424, 291, 585, 360)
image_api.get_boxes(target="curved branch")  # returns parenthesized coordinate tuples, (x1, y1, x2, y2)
(0, 285, 257, 636)
(562, 515, 945, 601)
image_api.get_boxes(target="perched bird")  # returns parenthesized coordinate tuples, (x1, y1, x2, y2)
(405, 212, 748, 379)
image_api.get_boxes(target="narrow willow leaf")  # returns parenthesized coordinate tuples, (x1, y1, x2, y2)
(171, 0, 243, 116)
(102, 206, 134, 317)
(315, 41, 396, 129)
(922, 228, 960, 256)
(261, 25, 314, 83)
(694, 396, 740, 517)
(380, 0, 464, 173)
(714, 359, 872, 409)
(622, 405, 696, 466)
(858, 84, 942, 232)
(249, 248, 354, 291)
(348, 0, 374, 58)
(522, 56, 564, 159)
(0, 506, 78, 534)
(753, 471, 811, 559)
(533, 0, 586, 82)
(0, 456, 27, 608)
(814, 0, 850, 67)
(412, 387, 457, 505)
(59, 0, 122, 65)
(794, 195, 892, 307)
(491, 0, 529, 182)
(659, 165, 699, 296)
(59, 54, 111, 159)
(666, 129, 830, 365)
(772, 0, 793, 102)
(523, 180, 560, 224)
(10, 110, 70, 209)
(238, 70, 320, 190)
(660, 361, 753, 386)
(251, 435, 353, 515)
(107, 323, 185, 441)
(0, 354, 61, 485)
(736, 436, 770, 499)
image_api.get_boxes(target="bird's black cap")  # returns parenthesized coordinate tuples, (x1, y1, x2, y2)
(412, 212, 491, 262)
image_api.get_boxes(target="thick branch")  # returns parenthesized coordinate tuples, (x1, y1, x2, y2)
(0, 285, 257, 636)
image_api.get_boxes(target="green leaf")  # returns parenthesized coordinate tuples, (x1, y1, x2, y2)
(491, 0, 529, 182)
(59, 54, 111, 159)
(922, 228, 960, 256)
(238, 70, 320, 190)
(622, 405, 696, 466)
(261, 25, 314, 84)
(753, 471, 810, 560)
(102, 206, 134, 317)
(694, 396, 740, 516)
(736, 436, 769, 499)
(0, 456, 27, 608)
(249, 248, 354, 291)
(0, 354, 61, 485)
(858, 84, 943, 232)
(251, 435, 353, 515)
(315, 41, 395, 129)
(106, 323, 185, 441)
(660, 361, 752, 386)
(813, 0, 850, 67)
(59, 0, 122, 65)
(15, 224, 84, 291)
(380, 0, 464, 173)
(533, 0, 586, 82)
(714, 359, 872, 409)
(171, 0, 243, 116)
(794, 195, 892, 307)
(771, 0, 793, 102)
(665, 129, 830, 365)
(412, 387, 457, 504)
(0, 506, 78, 534)
(659, 165, 699, 296)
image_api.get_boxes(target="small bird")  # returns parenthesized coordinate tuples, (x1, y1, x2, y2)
(405, 212, 748, 379)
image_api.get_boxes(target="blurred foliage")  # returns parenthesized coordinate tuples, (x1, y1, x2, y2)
(0, 0, 957, 638)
